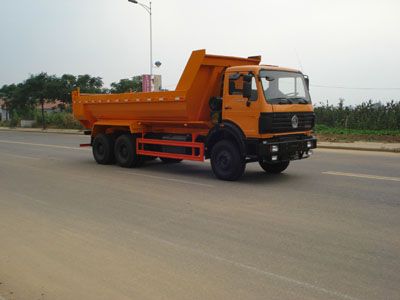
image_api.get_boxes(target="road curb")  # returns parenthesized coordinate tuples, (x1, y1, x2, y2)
(318, 145, 400, 153)
(0, 127, 83, 135)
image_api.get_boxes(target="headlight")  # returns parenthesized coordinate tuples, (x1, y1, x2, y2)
(271, 155, 278, 161)
(271, 145, 279, 152)
(307, 141, 313, 148)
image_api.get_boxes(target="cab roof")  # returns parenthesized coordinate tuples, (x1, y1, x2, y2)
(227, 65, 302, 74)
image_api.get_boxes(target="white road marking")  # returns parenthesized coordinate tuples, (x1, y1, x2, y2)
(0, 153, 41, 160)
(132, 230, 360, 300)
(0, 139, 89, 151)
(323, 171, 400, 182)
(117, 170, 214, 188)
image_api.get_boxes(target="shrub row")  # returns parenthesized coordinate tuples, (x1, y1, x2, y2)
(0, 110, 82, 129)
(314, 100, 400, 130)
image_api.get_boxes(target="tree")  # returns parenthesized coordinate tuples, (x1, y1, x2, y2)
(57, 74, 77, 104)
(21, 73, 63, 129)
(0, 84, 19, 121)
(0, 84, 17, 109)
(110, 76, 142, 93)
(75, 75, 104, 94)
(1, 81, 41, 120)
(53, 74, 107, 105)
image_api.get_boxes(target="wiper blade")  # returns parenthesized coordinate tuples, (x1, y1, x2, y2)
(279, 99, 293, 104)
(270, 97, 293, 104)
(297, 99, 308, 104)
(288, 97, 309, 104)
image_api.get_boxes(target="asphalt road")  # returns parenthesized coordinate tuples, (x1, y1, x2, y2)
(0, 131, 399, 300)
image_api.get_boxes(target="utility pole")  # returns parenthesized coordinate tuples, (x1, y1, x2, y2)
(128, 0, 153, 89)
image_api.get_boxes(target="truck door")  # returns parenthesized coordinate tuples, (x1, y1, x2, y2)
(222, 72, 260, 137)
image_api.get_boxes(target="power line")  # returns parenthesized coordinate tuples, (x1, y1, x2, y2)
(311, 84, 400, 90)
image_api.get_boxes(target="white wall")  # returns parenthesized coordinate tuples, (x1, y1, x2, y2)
(0, 108, 9, 121)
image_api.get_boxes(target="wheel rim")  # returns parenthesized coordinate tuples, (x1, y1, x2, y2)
(96, 143, 105, 156)
(216, 150, 232, 171)
(119, 144, 129, 159)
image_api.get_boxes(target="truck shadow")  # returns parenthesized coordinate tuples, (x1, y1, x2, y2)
(238, 171, 297, 185)
(138, 159, 214, 179)
(78, 158, 299, 185)
(137, 159, 298, 185)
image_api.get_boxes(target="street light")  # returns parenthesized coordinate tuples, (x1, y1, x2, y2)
(128, 0, 153, 85)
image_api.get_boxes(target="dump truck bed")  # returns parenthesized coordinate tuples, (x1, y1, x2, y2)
(72, 49, 261, 130)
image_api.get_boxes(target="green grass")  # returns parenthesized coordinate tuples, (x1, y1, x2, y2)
(315, 124, 400, 136)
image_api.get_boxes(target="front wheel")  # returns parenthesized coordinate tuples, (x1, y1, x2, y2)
(259, 161, 290, 174)
(211, 140, 245, 181)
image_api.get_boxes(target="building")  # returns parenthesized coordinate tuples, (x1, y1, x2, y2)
(142, 74, 162, 92)
(0, 99, 9, 121)
(37, 100, 66, 113)
(153, 75, 162, 92)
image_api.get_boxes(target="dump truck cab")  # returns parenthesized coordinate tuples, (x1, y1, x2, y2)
(222, 65, 314, 138)
(206, 65, 316, 170)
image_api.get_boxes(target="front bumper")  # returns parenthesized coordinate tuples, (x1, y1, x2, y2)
(258, 136, 317, 162)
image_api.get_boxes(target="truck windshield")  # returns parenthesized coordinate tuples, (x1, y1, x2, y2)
(260, 70, 311, 104)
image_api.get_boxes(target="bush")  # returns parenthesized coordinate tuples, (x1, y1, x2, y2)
(9, 110, 21, 127)
(35, 111, 83, 129)
(314, 100, 400, 130)
(0, 120, 11, 127)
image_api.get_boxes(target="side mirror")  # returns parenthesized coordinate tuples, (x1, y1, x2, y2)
(304, 75, 310, 90)
(242, 74, 252, 99)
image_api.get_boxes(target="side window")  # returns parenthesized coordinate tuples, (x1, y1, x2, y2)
(229, 74, 258, 101)
(229, 74, 243, 95)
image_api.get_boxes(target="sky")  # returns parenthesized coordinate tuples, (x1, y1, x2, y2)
(1, 0, 399, 105)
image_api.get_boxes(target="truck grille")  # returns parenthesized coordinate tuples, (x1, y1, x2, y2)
(259, 112, 315, 134)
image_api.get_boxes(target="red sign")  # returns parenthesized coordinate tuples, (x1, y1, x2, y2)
(142, 74, 151, 92)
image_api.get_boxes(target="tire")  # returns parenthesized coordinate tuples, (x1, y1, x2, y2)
(114, 134, 143, 168)
(211, 140, 246, 181)
(160, 157, 183, 164)
(259, 161, 290, 174)
(92, 133, 115, 164)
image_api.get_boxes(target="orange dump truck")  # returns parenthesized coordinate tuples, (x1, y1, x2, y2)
(72, 49, 317, 180)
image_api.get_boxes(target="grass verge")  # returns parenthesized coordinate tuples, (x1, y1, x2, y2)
(315, 125, 400, 143)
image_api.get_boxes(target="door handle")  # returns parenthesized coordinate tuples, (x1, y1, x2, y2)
(224, 106, 232, 110)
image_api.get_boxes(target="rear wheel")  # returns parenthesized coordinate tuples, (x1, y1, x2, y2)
(114, 134, 143, 168)
(92, 133, 115, 164)
(259, 161, 290, 174)
(160, 157, 183, 164)
(211, 140, 245, 181)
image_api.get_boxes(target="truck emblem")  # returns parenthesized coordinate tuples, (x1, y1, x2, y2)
(291, 115, 299, 129)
